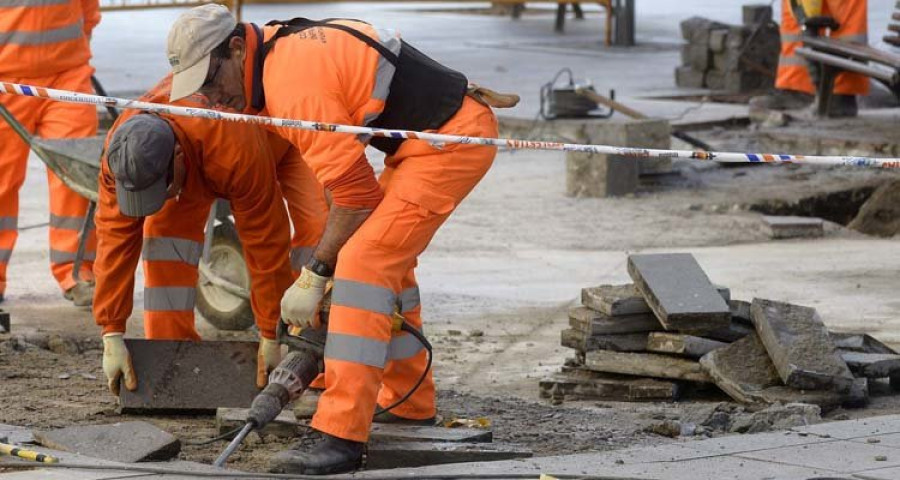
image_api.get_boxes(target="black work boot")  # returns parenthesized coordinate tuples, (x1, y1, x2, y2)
(827, 94, 858, 118)
(372, 408, 437, 426)
(749, 89, 814, 111)
(269, 429, 364, 475)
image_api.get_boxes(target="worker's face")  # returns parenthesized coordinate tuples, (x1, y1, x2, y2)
(201, 36, 247, 111)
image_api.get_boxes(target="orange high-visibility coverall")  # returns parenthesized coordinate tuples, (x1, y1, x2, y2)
(776, 0, 869, 95)
(252, 21, 498, 442)
(0, 0, 101, 296)
(92, 77, 314, 341)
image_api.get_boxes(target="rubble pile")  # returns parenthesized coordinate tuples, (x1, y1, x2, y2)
(675, 5, 780, 93)
(541, 253, 900, 412)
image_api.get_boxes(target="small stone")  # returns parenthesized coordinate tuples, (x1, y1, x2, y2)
(469, 330, 484, 337)
(876, 455, 888, 461)
(867, 438, 882, 444)
(80, 373, 97, 380)
(447, 330, 462, 336)
(57, 373, 71, 380)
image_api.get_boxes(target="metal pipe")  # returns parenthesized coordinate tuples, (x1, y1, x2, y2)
(795, 47, 898, 84)
(212, 422, 254, 468)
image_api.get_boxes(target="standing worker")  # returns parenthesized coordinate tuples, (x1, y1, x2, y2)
(0, 0, 101, 305)
(94, 76, 326, 393)
(750, 0, 868, 117)
(166, 5, 515, 474)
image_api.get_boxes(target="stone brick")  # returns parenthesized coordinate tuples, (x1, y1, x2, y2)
(120, 339, 260, 413)
(581, 284, 650, 316)
(708, 28, 729, 53)
(561, 328, 649, 353)
(566, 151, 638, 198)
(831, 332, 897, 355)
(675, 66, 705, 89)
(34, 421, 180, 463)
(646, 332, 727, 358)
(680, 16, 728, 43)
(743, 4, 773, 26)
(217, 408, 298, 438)
(568, 306, 662, 335)
(682, 43, 711, 71)
(841, 352, 900, 378)
(539, 370, 681, 402)
(627, 253, 731, 332)
(585, 350, 711, 383)
(750, 299, 855, 392)
(704, 69, 725, 90)
(730, 300, 753, 324)
(764, 216, 825, 239)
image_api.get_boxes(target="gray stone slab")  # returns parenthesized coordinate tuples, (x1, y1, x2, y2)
(708, 28, 728, 53)
(751, 298, 855, 392)
(736, 439, 900, 473)
(217, 408, 297, 438)
(568, 306, 662, 335)
(730, 300, 752, 324)
(831, 332, 898, 355)
(120, 339, 259, 413)
(0, 424, 34, 444)
(674, 65, 705, 89)
(687, 430, 831, 455)
(581, 284, 650, 316)
(0, 309, 9, 333)
(695, 320, 754, 343)
(790, 415, 900, 439)
(566, 151, 638, 198)
(370, 424, 492, 444)
(585, 349, 711, 383)
(627, 253, 731, 332)
(842, 352, 900, 378)
(540, 370, 681, 402)
(646, 332, 727, 358)
(763, 215, 825, 239)
(33, 421, 180, 463)
(365, 442, 531, 470)
(560, 328, 648, 353)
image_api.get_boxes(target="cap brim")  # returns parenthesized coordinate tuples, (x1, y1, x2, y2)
(116, 176, 168, 217)
(170, 53, 211, 102)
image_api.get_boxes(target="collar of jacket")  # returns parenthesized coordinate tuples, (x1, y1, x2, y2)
(242, 22, 266, 113)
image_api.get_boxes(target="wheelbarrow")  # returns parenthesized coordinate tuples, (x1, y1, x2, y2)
(0, 79, 255, 331)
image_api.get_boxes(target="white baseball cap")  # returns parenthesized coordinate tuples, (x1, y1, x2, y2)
(167, 4, 237, 102)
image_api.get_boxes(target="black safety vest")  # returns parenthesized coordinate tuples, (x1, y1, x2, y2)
(260, 18, 469, 154)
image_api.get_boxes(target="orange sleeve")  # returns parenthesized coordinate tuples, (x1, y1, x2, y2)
(81, 0, 101, 37)
(203, 122, 294, 339)
(92, 159, 143, 336)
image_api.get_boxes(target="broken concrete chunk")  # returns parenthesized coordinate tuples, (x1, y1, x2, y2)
(830, 332, 897, 355)
(581, 284, 650, 316)
(540, 369, 681, 402)
(370, 424, 492, 444)
(34, 421, 180, 463)
(120, 339, 260, 413)
(217, 408, 297, 438)
(568, 307, 662, 335)
(366, 442, 531, 469)
(584, 350, 711, 383)
(750, 299, 855, 392)
(841, 352, 900, 378)
(847, 179, 900, 237)
(561, 329, 648, 353)
(763, 216, 824, 239)
(646, 332, 727, 358)
(730, 300, 753, 324)
(627, 253, 731, 332)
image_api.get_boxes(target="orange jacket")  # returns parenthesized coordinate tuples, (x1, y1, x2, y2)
(0, 0, 100, 78)
(93, 76, 293, 339)
(248, 22, 387, 210)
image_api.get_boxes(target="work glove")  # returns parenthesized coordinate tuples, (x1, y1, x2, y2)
(102, 333, 137, 396)
(280, 267, 329, 329)
(257, 337, 282, 388)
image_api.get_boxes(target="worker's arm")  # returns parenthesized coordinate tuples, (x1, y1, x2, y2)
(81, 0, 101, 37)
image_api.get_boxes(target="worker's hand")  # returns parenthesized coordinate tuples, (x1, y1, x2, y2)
(280, 267, 330, 329)
(102, 333, 137, 396)
(257, 337, 282, 388)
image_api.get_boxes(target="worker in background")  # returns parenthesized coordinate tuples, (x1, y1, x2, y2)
(750, 0, 868, 117)
(166, 5, 516, 474)
(0, 0, 101, 306)
(94, 75, 327, 395)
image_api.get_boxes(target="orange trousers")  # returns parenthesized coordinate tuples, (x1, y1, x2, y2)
(311, 97, 498, 442)
(776, 0, 869, 95)
(0, 64, 98, 296)
(142, 146, 327, 340)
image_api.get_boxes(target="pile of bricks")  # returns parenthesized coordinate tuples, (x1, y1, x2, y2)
(675, 5, 780, 93)
(541, 253, 900, 411)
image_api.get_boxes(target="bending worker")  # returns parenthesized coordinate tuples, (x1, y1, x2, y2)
(750, 0, 868, 117)
(0, 0, 101, 305)
(94, 76, 326, 393)
(167, 5, 513, 474)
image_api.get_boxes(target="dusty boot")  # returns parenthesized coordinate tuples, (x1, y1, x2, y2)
(63, 281, 94, 307)
(749, 89, 814, 111)
(269, 429, 364, 475)
(373, 408, 437, 426)
(827, 94, 858, 118)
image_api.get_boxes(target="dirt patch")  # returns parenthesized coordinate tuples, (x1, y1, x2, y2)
(749, 185, 878, 226)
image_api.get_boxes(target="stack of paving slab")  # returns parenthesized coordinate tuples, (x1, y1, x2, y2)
(541, 253, 900, 411)
(675, 5, 780, 93)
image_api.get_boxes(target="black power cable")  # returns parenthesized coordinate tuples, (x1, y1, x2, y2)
(373, 321, 433, 417)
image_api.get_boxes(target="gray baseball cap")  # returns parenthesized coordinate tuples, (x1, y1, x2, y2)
(106, 115, 176, 217)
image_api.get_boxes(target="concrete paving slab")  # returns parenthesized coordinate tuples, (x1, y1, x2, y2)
(685, 430, 833, 455)
(763, 215, 825, 239)
(0, 424, 34, 445)
(33, 421, 180, 463)
(791, 415, 900, 440)
(736, 440, 900, 473)
(843, 352, 900, 378)
(585, 349, 711, 383)
(568, 306, 663, 334)
(540, 370, 681, 401)
(581, 284, 650, 316)
(856, 466, 900, 480)
(560, 328, 649, 352)
(646, 332, 727, 358)
(832, 333, 898, 355)
(603, 456, 835, 480)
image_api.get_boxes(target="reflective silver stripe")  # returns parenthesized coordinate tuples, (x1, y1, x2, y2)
(0, 18, 84, 46)
(835, 33, 868, 44)
(142, 237, 203, 265)
(290, 246, 315, 272)
(49, 214, 85, 231)
(388, 328, 425, 361)
(781, 33, 802, 43)
(779, 55, 808, 67)
(0, 216, 16, 231)
(325, 332, 388, 368)
(362, 26, 402, 125)
(144, 286, 196, 311)
(0, 249, 11, 263)
(50, 249, 95, 263)
(398, 287, 420, 313)
(332, 279, 396, 316)
(0, 0, 69, 6)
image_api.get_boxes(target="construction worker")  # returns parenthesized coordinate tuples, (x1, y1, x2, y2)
(750, 0, 868, 117)
(166, 5, 514, 474)
(0, 0, 101, 306)
(94, 75, 327, 394)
